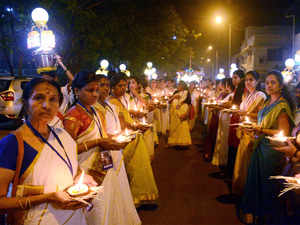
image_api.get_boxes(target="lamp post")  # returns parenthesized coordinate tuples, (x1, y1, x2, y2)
(96, 59, 109, 75)
(27, 8, 56, 74)
(207, 45, 218, 80)
(215, 16, 232, 74)
(119, 64, 131, 77)
(286, 15, 296, 56)
(144, 62, 157, 80)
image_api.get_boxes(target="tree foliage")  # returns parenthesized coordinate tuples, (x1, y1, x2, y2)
(0, 0, 194, 78)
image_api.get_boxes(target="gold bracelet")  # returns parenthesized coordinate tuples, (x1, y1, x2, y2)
(83, 142, 88, 152)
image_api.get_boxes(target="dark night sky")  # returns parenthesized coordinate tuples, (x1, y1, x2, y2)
(173, 0, 297, 58)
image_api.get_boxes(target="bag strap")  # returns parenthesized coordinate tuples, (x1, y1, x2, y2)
(11, 130, 24, 197)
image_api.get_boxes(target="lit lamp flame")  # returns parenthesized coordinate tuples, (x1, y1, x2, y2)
(273, 131, 288, 142)
(67, 171, 89, 196)
(115, 134, 127, 143)
(244, 116, 251, 124)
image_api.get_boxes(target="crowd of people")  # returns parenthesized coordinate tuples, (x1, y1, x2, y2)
(0, 57, 197, 225)
(200, 69, 300, 224)
(2, 56, 300, 225)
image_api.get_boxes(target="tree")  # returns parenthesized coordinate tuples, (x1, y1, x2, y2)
(0, 0, 194, 79)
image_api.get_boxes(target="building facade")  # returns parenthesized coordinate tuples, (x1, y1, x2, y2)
(235, 26, 292, 75)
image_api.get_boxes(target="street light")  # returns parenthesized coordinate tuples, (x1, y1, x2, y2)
(96, 59, 109, 75)
(215, 16, 223, 24)
(215, 15, 232, 74)
(282, 58, 295, 83)
(147, 62, 153, 68)
(208, 45, 213, 51)
(216, 68, 225, 80)
(28, 8, 56, 74)
(119, 64, 130, 77)
(100, 59, 109, 69)
(31, 8, 49, 27)
(119, 64, 126, 71)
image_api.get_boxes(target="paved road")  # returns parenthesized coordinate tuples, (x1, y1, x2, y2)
(139, 136, 242, 225)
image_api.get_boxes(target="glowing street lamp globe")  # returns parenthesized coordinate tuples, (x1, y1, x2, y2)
(285, 58, 295, 69)
(215, 16, 223, 24)
(231, 63, 237, 69)
(147, 62, 153, 68)
(119, 64, 126, 71)
(100, 59, 109, 69)
(152, 73, 158, 80)
(216, 73, 225, 80)
(219, 68, 225, 73)
(31, 8, 49, 27)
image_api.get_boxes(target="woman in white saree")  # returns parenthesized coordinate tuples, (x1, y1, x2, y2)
(64, 71, 139, 225)
(0, 78, 97, 225)
(94, 75, 141, 225)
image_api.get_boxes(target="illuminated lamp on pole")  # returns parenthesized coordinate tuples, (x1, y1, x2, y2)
(216, 68, 225, 80)
(96, 59, 109, 76)
(119, 64, 131, 77)
(281, 58, 295, 83)
(27, 8, 57, 74)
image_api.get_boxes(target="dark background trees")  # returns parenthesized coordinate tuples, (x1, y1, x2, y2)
(0, 0, 196, 78)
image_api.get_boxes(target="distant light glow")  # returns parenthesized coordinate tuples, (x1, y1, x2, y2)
(295, 53, 300, 63)
(6, 8, 13, 12)
(152, 73, 158, 80)
(216, 73, 225, 80)
(119, 64, 126, 71)
(219, 68, 225, 73)
(230, 63, 238, 77)
(215, 16, 223, 24)
(147, 62, 153, 68)
(208, 46, 213, 51)
(282, 69, 293, 83)
(207, 58, 211, 63)
(172, 35, 177, 40)
(285, 58, 295, 69)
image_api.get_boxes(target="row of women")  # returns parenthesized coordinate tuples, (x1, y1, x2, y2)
(0, 69, 187, 225)
(201, 70, 300, 224)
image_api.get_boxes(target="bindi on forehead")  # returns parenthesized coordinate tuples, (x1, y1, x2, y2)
(33, 83, 58, 95)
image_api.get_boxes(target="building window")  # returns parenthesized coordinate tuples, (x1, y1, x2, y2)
(267, 48, 283, 61)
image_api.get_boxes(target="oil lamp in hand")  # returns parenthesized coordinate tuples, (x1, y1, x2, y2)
(273, 131, 288, 142)
(231, 105, 237, 110)
(67, 171, 89, 197)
